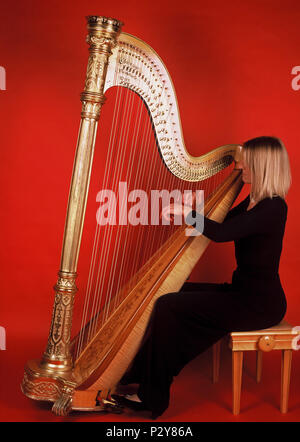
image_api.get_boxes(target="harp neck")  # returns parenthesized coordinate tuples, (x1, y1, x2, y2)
(105, 32, 240, 181)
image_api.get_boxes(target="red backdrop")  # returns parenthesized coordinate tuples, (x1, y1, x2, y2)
(0, 0, 300, 422)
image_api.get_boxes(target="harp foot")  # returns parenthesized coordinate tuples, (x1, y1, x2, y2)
(52, 385, 74, 416)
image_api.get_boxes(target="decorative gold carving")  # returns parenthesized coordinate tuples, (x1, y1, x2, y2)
(86, 35, 117, 51)
(87, 16, 123, 30)
(41, 272, 78, 365)
(52, 383, 74, 416)
(84, 53, 106, 92)
(79, 16, 122, 118)
(21, 360, 77, 416)
(80, 100, 102, 120)
(21, 371, 61, 402)
(43, 295, 75, 361)
(55, 272, 78, 292)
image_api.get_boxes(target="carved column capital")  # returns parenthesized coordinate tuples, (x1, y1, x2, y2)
(79, 16, 123, 120)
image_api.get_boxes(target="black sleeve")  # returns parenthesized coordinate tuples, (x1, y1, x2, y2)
(185, 195, 249, 229)
(186, 199, 286, 243)
(224, 195, 250, 221)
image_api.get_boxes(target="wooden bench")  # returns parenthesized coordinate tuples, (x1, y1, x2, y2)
(212, 320, 300, 414)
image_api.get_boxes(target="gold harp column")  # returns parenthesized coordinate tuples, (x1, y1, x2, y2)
(41, 16, 123, 372)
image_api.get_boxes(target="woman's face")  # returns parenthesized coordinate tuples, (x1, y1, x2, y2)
(235, 159, 251, 184)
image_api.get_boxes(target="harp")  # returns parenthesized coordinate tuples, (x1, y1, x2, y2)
(21, 16, 243, 416)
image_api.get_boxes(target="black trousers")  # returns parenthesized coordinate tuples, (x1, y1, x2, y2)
(120, 281, 286, 417)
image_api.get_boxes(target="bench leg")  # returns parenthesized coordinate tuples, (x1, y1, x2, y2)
(232, 350, 243, 415)
(281, 349, 292, 413)
(256, 350, 263, 383)
(212, 341, 221, 383)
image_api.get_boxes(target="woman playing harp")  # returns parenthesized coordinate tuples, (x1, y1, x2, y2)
(115, 136, 291, 419)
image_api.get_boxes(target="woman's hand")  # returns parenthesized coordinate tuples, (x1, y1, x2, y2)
(161, 192, 196, 223)
(161, 203, 185, 223)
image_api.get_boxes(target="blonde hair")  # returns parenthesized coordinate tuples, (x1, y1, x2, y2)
(243, 136, 291, 202)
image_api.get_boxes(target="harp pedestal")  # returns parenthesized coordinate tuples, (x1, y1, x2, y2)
(21, 359, 77, 415)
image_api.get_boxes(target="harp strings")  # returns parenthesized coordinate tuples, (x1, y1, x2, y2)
(94, 55, 170, 326)
(113, 100, 155, 310)
(76, 49, 126, 357)
(99, 48, 151, 326)
(102, 94, 145, 324)
(76, 49, 149, 356)
(87, 57, 137, 338)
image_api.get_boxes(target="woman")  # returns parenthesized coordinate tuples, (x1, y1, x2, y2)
(115, 136, 291, 419)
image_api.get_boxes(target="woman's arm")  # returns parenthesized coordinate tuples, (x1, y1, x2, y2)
(186, 198, 287, 243)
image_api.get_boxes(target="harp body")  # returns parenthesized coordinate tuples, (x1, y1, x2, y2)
(21, 16, 243, 415)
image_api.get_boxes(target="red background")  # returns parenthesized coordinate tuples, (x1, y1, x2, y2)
(0, 0, 300, 422)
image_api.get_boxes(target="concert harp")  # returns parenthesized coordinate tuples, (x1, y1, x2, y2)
(21, 16, 243, 416)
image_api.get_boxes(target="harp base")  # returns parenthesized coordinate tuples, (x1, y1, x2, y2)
(21, 359, 77, 415)
(21, 360, 124, 416)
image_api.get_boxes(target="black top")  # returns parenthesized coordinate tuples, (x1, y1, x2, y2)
(186, 195, 288, 297)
